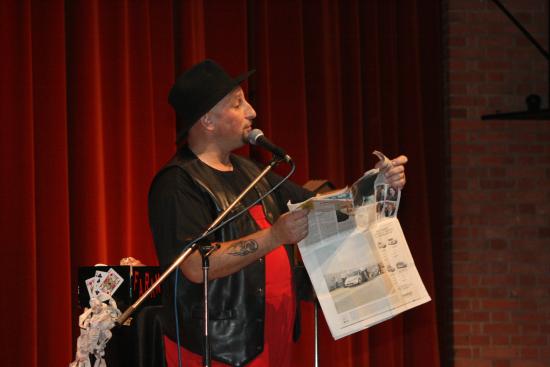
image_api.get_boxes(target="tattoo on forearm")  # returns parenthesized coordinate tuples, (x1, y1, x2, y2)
(227, 240, 259, 256)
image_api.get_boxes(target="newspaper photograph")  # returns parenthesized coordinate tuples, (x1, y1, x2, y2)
(288, 151, 431, 340)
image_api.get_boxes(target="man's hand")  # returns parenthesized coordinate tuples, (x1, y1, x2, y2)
(375, 155, 408, 189)
(270, 209, 309, 246)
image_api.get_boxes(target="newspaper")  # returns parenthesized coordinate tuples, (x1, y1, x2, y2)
(288, 151, 431, 340)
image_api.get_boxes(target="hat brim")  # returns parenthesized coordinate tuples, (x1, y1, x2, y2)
(234, 69, 255, 85)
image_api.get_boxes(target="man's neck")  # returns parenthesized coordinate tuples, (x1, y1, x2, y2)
(189, 143, 233, 172)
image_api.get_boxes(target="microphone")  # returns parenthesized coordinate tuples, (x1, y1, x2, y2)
(247, 129, 292, 163)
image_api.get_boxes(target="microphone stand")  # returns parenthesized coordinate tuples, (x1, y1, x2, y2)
(116, 156, 288, 366)
(198, 242, 218, 366)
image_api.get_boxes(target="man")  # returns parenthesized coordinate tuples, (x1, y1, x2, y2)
(148, 59, 407, 367)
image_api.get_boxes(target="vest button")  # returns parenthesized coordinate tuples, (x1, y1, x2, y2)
(257, 287, 264, 295)
(258, 257, 264, 263)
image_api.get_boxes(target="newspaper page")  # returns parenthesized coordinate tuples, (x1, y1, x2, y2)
(288, 152, 431, 340)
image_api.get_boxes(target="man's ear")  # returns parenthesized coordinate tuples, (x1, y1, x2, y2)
(199, 114, 215, 131)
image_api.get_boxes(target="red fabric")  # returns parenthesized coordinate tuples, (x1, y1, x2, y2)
(0, 1, 443, 366)
(164, 205, 294, 366)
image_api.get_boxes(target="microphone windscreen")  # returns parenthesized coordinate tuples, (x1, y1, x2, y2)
(247, 129, 264, 145)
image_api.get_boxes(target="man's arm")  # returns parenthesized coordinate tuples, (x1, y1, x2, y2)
(180, 208, 309, 283)
(149, 166, 310, 283)
(150, 155, 407, 284)
(180, 150, 407, 282)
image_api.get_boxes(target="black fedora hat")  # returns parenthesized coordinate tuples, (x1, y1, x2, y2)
(169, 59, 254, 142)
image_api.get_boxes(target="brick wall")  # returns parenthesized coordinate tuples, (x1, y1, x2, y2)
(445, 0, 550, 366)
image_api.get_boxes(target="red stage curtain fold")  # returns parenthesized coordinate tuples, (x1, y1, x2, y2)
(1, 1, 72, 365)
(0, 1, 442, 366)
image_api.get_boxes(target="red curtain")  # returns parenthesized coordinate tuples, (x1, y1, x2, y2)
(0, 1, 442, 366)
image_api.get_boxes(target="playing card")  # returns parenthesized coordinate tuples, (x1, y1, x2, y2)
(97, 268, 124, 296)
(93, 270, 108, 297)
(85, 276, 96, 299)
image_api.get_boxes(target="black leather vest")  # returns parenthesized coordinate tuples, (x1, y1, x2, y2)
(157, 148, 296, 366)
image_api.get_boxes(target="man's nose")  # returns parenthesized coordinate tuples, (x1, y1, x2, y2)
(244, 100, 256, 120)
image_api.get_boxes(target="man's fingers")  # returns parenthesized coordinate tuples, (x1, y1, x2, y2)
(391, 155, 408, 166)
(386, 173, 406, 189)
(384, 165, 404, 178)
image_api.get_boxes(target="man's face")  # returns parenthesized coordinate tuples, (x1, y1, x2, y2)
(208, 87, 256, 150)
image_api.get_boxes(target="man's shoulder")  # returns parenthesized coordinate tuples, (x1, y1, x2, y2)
(151, 148, 198, 185)
(149, 151, 198, 198)
(149, 165, 190, 199)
